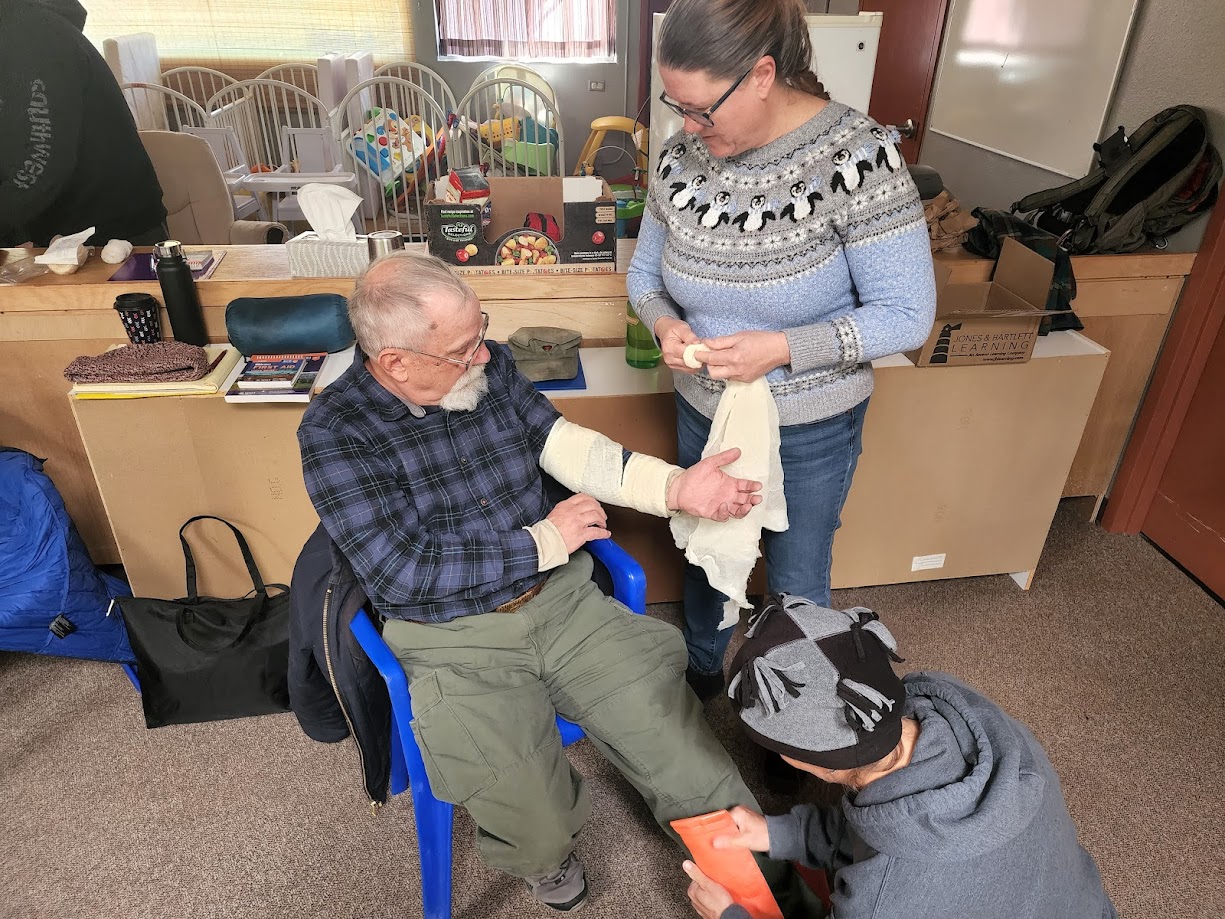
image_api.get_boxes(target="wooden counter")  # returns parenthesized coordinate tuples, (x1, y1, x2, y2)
(0, 246, 631, 564)
(71, 341, 1108, 603)
(0, 242, 1194, 566)
(0, 246, 630, 345)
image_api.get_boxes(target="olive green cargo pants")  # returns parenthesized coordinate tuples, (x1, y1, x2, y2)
(383, 551, 760, 878)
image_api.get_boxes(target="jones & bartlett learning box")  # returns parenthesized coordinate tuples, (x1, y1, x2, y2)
(426, 176, 617, 274)
(910, 237, 1053, 367)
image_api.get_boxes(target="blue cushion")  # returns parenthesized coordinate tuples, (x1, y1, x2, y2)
(225, 294, 354, 355)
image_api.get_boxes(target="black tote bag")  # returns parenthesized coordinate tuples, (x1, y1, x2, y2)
(117, 516, 291, 728)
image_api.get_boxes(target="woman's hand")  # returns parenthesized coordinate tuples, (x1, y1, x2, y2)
(655, 316, 703, 375)
(683, 861, 735, 919)
(694, 331, 791, 383)
(712, 805, 770, 853)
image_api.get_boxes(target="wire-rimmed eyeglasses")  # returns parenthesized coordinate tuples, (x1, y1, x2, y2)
(400, 311, 490, 370)
(658, 67, 753, 128)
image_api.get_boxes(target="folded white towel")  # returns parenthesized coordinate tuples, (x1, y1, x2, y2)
(670, 376, 788, 630)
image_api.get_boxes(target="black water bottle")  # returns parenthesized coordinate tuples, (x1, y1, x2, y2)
(154, 240, 208, 346)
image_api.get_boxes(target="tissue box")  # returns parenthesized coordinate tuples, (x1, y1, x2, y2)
(286, 232, 370, 278)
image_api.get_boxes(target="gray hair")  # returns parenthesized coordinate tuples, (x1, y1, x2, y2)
(658, 0, 829, 100)
(347, 251, 470, 355)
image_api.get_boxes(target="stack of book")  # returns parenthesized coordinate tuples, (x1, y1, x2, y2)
(69, 345, 241, 400)
(223, 351, 333, 403)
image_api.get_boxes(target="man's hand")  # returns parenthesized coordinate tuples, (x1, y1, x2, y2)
(712, 806, 770, 853)
(682, 861, 735, 919)
(546, 494, 610, 552)
(696, 330, 791, 383)
(655, 316, 702, 375)
(668, 448, 763, 521)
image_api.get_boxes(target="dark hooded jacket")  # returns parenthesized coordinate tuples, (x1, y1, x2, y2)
(289, 523, 391, 806)
(0, 0, 166, 245)
(728, 673, 1116, 919)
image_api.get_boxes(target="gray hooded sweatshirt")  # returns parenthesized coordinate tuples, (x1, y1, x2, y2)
(725, 672, 1116, 919)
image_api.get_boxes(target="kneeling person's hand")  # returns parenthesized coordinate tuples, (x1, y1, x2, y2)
(682, 861, 735, 919)
(668, 448, 763, 521)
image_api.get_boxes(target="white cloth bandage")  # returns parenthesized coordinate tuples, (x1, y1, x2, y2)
(523, 519, 570, 571)
(540, 418, 680, 518)
(670, 379, 788, 628)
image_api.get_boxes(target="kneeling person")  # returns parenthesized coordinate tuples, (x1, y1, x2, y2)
(298, 252, 768, 912)
(683, 595, 1117, 919)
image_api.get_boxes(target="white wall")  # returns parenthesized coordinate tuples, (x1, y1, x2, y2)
(921, 0, 1225, 252)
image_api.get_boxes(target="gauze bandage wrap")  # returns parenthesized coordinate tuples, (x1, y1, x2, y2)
(540, 418, 681, 518)
(671, 379, 788, 629)
(523, 519, 570, 571)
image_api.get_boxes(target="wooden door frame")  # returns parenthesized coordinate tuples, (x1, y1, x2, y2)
(1101, 201, 1225, 534)
(637, 0, 673, 122)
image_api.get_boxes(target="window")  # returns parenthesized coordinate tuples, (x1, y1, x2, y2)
(435, 0, 616, 62)
(80, 1, 414, 77)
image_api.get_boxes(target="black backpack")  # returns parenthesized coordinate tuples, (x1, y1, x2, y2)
(1012, 105, 1222, 253)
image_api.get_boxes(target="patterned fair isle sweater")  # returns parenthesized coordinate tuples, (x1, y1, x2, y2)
(627, 101, 937, 426)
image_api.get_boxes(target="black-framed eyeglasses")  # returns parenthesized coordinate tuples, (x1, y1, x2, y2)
(658, 67, 753, 128)
(401, 311, 489, 370)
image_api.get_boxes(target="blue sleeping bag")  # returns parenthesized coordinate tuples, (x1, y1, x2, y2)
(0, 448, 134, 662)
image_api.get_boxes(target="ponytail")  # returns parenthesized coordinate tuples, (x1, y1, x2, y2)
(785, 69, 831, 101)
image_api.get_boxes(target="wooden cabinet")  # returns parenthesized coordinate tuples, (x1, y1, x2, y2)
(71, 344, 1107, 603)
(936, 249, 1196, 514)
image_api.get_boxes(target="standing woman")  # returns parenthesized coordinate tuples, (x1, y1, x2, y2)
(628, 0, 936, 702)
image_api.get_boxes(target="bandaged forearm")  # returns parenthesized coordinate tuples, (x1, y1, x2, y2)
(540, 418, 683, 517)
(523, 519, 570, 571)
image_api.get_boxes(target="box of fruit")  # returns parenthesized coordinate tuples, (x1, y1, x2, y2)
(425, 176, 617, 274)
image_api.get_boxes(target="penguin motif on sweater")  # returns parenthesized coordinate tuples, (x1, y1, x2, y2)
(695, 190, 734, 228)
(670, 174, 707, 211)
(730, 194, 776, 233)
(779, 177, 824, 222)
(657, 142, 687, 181)
(871, 126, 903, 173)
(830, 148, 873, 195)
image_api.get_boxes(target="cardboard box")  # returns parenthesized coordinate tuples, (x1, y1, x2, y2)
(426, 176, 617, 274)
(910, 237, 1052, 367)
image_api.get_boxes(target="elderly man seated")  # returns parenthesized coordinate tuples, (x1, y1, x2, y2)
(297, 252, 771, 912)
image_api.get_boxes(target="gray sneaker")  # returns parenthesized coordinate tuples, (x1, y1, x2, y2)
(525, 852, 589, 912)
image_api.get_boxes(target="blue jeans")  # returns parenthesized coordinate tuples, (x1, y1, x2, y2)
(675, 392, 869, 675)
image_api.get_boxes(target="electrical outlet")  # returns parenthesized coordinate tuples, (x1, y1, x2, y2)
(589, 80, 606, 92)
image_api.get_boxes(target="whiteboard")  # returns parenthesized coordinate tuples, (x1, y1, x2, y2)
(927, 0, 1139, 178)
(649, 13, 883, 169)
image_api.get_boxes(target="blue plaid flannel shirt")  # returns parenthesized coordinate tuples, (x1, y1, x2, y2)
(297, 343, 562, 622)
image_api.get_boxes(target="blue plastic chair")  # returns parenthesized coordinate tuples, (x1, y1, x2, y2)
(348, 538, 647, 919)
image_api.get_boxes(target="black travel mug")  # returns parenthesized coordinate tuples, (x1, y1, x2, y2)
(113, 292, 162, 344)
(154, 240, 208, 346)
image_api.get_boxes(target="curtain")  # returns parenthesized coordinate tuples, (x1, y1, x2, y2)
(436, 0, 617, 60)
(81, 0, 414, 78)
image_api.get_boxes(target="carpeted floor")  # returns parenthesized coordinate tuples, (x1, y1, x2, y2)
(2, 499, 1222, 919)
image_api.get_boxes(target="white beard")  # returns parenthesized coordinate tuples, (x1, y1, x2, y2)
(439, 364, 489, 412)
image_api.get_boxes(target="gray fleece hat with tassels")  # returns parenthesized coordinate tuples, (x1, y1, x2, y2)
(727, 594, 906, 770)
